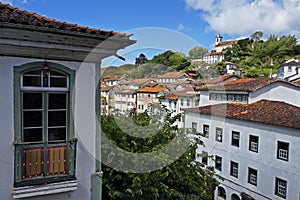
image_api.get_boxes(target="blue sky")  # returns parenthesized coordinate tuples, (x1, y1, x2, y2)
(4, 0, 300, 66)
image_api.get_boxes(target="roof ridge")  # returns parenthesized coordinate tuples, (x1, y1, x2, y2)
(0, 2, 123, 36)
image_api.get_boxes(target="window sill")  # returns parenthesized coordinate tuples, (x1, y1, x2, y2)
(12, 180, 78, 199)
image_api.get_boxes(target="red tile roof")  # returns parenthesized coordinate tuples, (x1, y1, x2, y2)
(0, 2, 124, 37)
(205, 74, 240, 85)
(158, 71, 187, 79)
(185, 100, 300, 129)
(137, 84, 167, 93)
(200, 78, 279, 91)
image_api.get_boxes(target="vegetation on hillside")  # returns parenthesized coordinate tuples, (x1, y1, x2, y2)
(102, 32, 300, 78)
(224, 31, 300, 77)
(102, 108, 218, 199)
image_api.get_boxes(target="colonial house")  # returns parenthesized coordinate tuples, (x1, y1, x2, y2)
(159, 81, 200, 127)
(112, 86, 137, 113)
(185, 100, 300, 200)
(0, 3, 134, 200)
(202, 51, 224, 64)
(101, 75, 125, 86)
(199, 78, 300, 107)
(277, 60, 300, 81)
(136, 83, 168, 113)
(157, 71, 189, 83)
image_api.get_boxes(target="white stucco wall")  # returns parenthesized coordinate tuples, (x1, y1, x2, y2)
(185, 112, 300, 200)
(250, 82, 300, 107)
(0, 56, 97, 200)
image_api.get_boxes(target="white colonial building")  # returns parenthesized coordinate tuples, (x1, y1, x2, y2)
(277, 57, 300, 81)
(0, 3, 134, 200)
(185, 100, 300, 200)
(199, 78, 300, 107)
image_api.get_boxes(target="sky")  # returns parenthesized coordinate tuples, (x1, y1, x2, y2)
(3, 0, 300, 66)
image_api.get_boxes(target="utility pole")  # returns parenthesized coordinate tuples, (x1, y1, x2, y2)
(270, 58, 274, 78)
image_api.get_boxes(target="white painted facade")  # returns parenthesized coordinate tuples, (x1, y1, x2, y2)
(0, 57, 97, 200)
(185, 112, 300, 200)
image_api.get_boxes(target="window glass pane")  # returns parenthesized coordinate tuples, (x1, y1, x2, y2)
(50, 77, 67, 88)
(23, 111, 42, 127)
(48, 111, 66, 127)
(48, 128, 66, 141)
(49, 94, 66, 109)
(23, 76, 41, 87)
(24, 69, 42, 75)
(50, 70, 65, 76)
(23, 93, 42, 109)
(23, 128, 43, 142)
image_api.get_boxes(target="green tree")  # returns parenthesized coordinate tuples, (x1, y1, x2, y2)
(135, 53, 148, 66)
(188, 46, 208, 59)
(102, 108, 218, 200)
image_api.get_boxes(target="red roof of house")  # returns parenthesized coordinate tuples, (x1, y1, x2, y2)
(158, 72, 187, 79)
(0, 2, 124, 37)
(200, 78, 279, 91)
(185, 100, 300, 129)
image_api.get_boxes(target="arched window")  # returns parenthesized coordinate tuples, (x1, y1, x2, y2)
(14, 62, 76, 187)
(231, 193, 241, 200)
(218, 186, 226, 199)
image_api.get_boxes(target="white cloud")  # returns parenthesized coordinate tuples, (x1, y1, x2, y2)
(185, 0, 300, 36)
(2, 0, 13, 4)
(177, 23, 185, 31)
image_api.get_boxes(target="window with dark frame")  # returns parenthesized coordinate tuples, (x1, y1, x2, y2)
(275, 177, 287, 199)
(201, 151, 208, 165)
(216, 127, 223, 142)
(14, 64, 76, 187)
(248, 167, 258, 186)
(192, 122, 197, 133)
(215, 155, 222, 171)
(249, 135, 259, 153)
(203, 124, 209, 138)
(277, 141, 289, 161)
(230, 161, 239, 178)
(231, 131, 240, 147)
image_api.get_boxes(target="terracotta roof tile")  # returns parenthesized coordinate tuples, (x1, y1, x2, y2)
(158, 71, 186, 79)
(200, 78, 278, 91)
(185, 100, 300, 129)
(205, 74, 240, 84)
(0, 2, 124, 37)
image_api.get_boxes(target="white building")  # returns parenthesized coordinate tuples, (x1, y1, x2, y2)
(185, 100, 300, 200)
(199, 78, 300, 107)
(157, 71, 189, 83)
(277, 59, 300, 81)
(0, 3, 134, 199)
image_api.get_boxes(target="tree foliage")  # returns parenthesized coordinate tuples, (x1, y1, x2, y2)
(102, 108, 218, 200)
(188, 46, 208, 59)
(224, 32, 300, 77)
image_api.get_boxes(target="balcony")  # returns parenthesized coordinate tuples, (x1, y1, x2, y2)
(14, 139, 77, 187)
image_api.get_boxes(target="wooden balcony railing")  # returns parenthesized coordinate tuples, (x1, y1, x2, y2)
(14, 139, 77, 187)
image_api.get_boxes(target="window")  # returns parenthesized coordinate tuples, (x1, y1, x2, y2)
(248, 167, 257, 186)
(249, 135, 259, 153)
(186, 99, 190, 107)
(201, 151, 208, 165)
(230, 161, 239, 178)
(180, 99, 184, 106)
(231, 131, 240, 147)
(275, 177, 287, 199)
(192, 122, 197, 132)
(215, 155, 222, 171)
(203, 124, 209, 138)
(216, 127, 223, 142)
(277, 141, 289, 161)
(14, 62, 76, 187)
